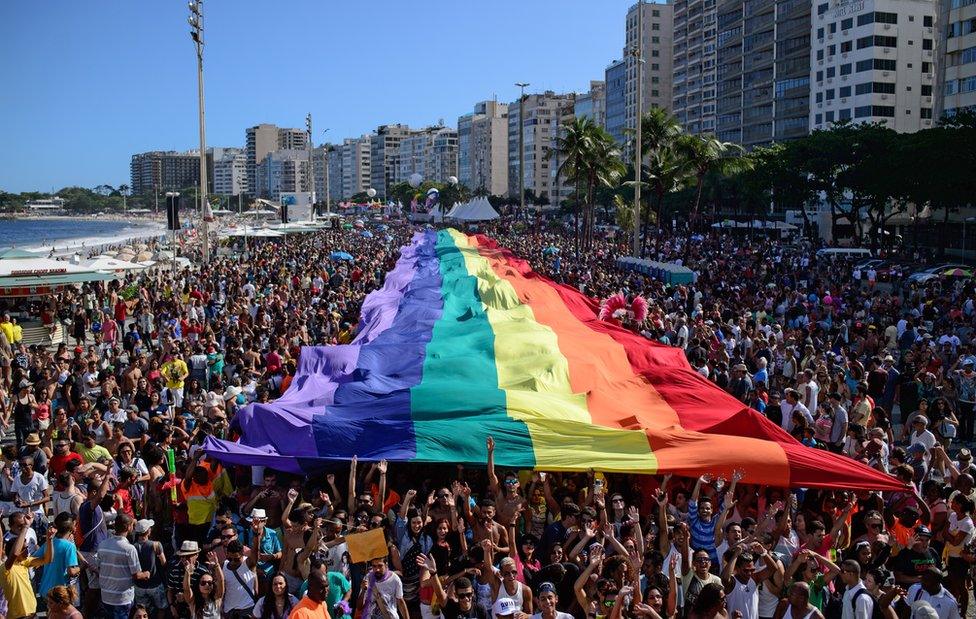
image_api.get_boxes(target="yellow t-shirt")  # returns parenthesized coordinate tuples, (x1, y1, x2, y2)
(0, 320, 13, 344)
(161, 359, 188, 390)
(75, 442, 112, 463)
(0, 557, 42, 618)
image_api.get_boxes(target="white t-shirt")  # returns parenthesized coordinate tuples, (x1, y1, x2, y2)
(11, 471, 49, 517)
(531, 613, 574, 619)
(726, 577, 759, 619)
(222, 561, 258, 612)
(905, 584, 961, 619)
(368, 572, 404, 619)
(842, 582, 874, 619)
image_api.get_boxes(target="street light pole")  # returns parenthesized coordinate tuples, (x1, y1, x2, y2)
(306, 113, 315, 221)
(189, 1, 210, 264)
(632, 0, 644, 257)
(515, 82, 530, 218)
(323, 128, 331, 214)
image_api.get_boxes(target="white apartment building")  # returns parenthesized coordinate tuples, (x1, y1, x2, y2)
(256, 149, 311, 202)
(326, 148, 343, 203)
(575, 81, 607, 128)
(508, 91, 576, 202)
(397, 127, 458, 185)
(245, 124, 308, 196)
(212, 148, 246, 196)
(458, 101, 510, 196)
(672, 0, 719, 133)
(341, 136, 371, 199)
(810, 0, 937, 131)
(370, 124, 411, 198)
(626, 1, 675, 135)
(938, 0, 976, 117)
(312, 146, 330, 204)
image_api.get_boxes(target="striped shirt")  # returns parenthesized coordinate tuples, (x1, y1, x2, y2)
(687, 501, 718, 561)
(97, 535, 141, 605)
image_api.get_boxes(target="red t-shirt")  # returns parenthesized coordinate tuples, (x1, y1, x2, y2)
(50, 452, 84, 475)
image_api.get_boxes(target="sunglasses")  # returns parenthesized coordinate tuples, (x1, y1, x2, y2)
(457, 592, 474, 599)
(199, 580, 214, 586)
(504, 479, 519, 485)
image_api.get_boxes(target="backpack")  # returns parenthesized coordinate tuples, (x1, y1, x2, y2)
(851, 588, 886, 619)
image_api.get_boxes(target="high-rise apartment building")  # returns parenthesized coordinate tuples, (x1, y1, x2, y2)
(130, 151, 200, 195)
(312, 146, 330, 204)
(507, 91, 576, 202)
(672, 0, 719, 133)
(548, 100, 580, 205)
(575, 81, 607, 128)
(212, 148, 246, 196)
(370, 124, 412, 199)
(605, 60, 629, 142)
(458, 100, 510, 196)
(713, 0, 810, 146)
(256, 150, 311, 201)
(625, 2, 675, 136)
(326, 147, 344, 203)
(340, 136, 372, 199)
(810, 0, 936, 132)
(936, 0, 975, 118)
(397, 127, 458, 184)
(244, 124, 309, 196)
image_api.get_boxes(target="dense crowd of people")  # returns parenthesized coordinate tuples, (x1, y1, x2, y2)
(0, 217, 973, 619)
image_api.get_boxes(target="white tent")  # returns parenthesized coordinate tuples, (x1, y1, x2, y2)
(219, 227, 284, 238)
(0, 248, 103, 278)
(447, 197, 499, 222)
(82, 256, 149, 272)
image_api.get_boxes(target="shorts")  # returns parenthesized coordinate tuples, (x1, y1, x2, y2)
(135, 584, 169, 610)
(37, 419, 51, 430)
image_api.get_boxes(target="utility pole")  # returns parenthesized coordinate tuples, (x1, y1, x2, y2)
(515, 82, 530, 218)
(306, 113, 315, 220)
(632, 0, 644, 257)
(189, 1, 210, 264)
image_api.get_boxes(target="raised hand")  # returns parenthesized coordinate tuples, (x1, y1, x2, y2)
(627, 506, 640, 521)
(205, 551, 218, 566)
(415, 552, 437, 573)
(731, 469, 745, 483)
(319, 490, 332, 506)
(701, 473, 713, 484)
(486, 436, 495, 452)
(405, 489, 418, 502)
(326, 473, 336, 485)
(377, 459, 388, 474)
(287, 488, 299, 502)
(669, 552, 678, 572)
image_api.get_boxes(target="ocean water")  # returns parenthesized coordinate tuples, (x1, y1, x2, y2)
(0, 218, 166, 252)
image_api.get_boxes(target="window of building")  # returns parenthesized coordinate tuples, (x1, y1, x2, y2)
(875, 36, 897, 47)
(652, 50, 660, 57)
(855, 106, 872, 117)
(840, 63, 852, 75)
(826, 110, 835, 122)
(921, 107, 933, 118)
(923, 38, 933, 50)
(652, 23, 661, 30)
(652, 36, 660, 43)
(873, 105, 895, 117)
(817, 26, 825, 38)
(817, 70, 824, 81)
(828, 44, 836, 55)
(855, 82, 872, 95)
(840, 85, 852, 97)
(826, 88, 836, 100)
(818, 2, 828, 14)
(841, 17, 853, 29)
(653, 9, 660, 16)
(922, 61, 931, 72)
(874, 82, 896, 93)
(841, 40, 853, 52)
(816, 92, 824, 103)
(827, 66, 836, 78)
(652, 89, 660, 97)
(876, 12, 898, 24)
(817, 49, 825, 60)
(815, 113, 823, 124)
(921, 84, 932, 96)
(840, 108, 852, 120)
(857, 35, 873, 49)
(857, 12, 874, 26)
(830, 23, 837, 33)
(924, 15, 933, 26)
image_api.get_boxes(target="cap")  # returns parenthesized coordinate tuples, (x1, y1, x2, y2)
(135, 519, 155, 534)
(493, 598, 521, 617)
(959, 448, 972, 461)
(915, 525, 933, 538)
(537, 582, 557, 595)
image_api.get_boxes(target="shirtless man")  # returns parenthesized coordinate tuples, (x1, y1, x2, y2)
(280, 488, 313, 594)
(486, 437, 525, 526)
(243, 470, 287, 529)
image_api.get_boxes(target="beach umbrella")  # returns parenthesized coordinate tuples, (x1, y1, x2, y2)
(330, 251, 354, 261)
(376, 224, 389, 231)
(542, 246, 560, 255)
(943, 268, 974, 277)
(360, 230, 374, 238)
(342, 223, 354, 230)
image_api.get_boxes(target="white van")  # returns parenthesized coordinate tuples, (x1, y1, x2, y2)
(815, 248, 873, 260)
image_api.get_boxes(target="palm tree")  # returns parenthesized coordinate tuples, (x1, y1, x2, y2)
(636, 108, 685, 256)
(554, 117, 595, 256)
(676, 135, 749, 258)
(581, 128, 626, 251)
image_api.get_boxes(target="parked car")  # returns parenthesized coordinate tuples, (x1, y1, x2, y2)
(907, 263, 969, 284)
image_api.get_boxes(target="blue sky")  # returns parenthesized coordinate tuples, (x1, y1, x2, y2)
(0, 1, 639, 193)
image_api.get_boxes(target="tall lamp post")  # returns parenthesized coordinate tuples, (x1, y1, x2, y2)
(515, 82, 530, 218)
(189, 1, 210, 264)
(322, 128, 331, 214)
(632, 0, 644, 257)
(306, 113, 315, 221)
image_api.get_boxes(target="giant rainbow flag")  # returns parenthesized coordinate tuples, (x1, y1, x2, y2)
(204, 229, 903, 490)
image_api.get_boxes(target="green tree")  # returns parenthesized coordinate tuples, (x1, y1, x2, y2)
(554, 116, 595, 255)
(634, 107, 686, 256)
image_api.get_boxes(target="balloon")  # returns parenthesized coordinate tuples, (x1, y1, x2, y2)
(427, 188, 439, 196)
(408, 173, 423, 188)
(366, 188, 377, 198)
(448, 176, 458, 186)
